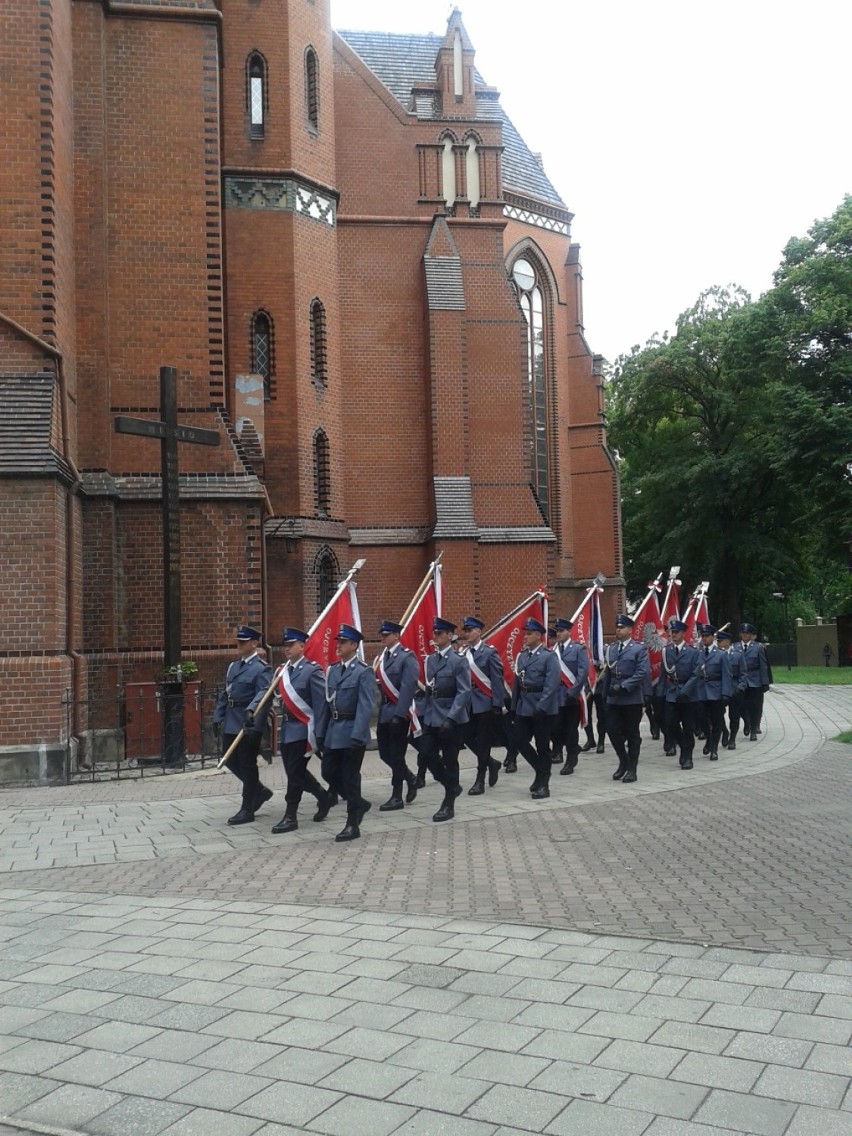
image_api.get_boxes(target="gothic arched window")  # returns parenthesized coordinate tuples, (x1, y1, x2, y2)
(315, 546, 338, 614)
(305, 47, 319, 131)
(250, 310, 273, 399)
(309, 298, 327, 388)
(247, 53, 267, 139)
(511, 256, 551, 523)
(313, 428, 331, 517)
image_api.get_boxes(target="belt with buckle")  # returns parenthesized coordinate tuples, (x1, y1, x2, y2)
(227, 699, 250, 708)
(331, 711, 355, 721)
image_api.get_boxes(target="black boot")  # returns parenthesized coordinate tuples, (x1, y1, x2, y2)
(379, 795, 404, 811)
(487, 758, 500, 787)
(504, 757, 517, 773)
(433, 794, 455, 822)
(252, 785, 274, 812)
(531, 782, 550, 799)
(595, 741, 605, 754)
(612, 764, 627, 781)
(414, 771, 427, 789)
(622, 767, 638, 784)
(468, 774, 485, 796)
(551, 748, 564, 765)
(313, 791, 335, 822)
(580, 737, 595, 752)
(335, 810, 360, 842)
(271, 808, 298, 834)
(227, 807, 255, 825)
(405, 772, 418, 803)
(721, 728, 730, 747)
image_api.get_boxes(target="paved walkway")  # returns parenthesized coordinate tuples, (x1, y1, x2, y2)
(1, 685, 850, 1135)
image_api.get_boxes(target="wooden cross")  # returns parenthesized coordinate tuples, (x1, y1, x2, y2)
(114, 367, 219, 763)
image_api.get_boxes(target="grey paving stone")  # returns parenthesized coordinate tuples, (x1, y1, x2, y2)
(306, 1095, 415, 1136)
(634, 994, 713, 1023)
(0, 1039, 82, 1074)
(692, 1088, 797, 1135)
(388, 1037, 483, 1075)
(253, 1046, 348, 1086)
(816, 993, 852, 1020)
(14, 1082, 123, 1128)
(390, 1069, 490, 1113)
(322, 1025, 411, 1061)
(787, 971, 852, 995)
(2, 983, 74, 1008)
(746, 987, 821, 1014)
(752, 1064, 848, 1108)
(564, 985, 644, 1013)
(701, 1004, 781, 1033)
(670, 1051, 764, 1092)
(529, 1059, 627, 1102)
(158, 1108, 264, 1136)
(71, 1020, 162, 1053)
(391, 1009, 477, 1041)
(642, 1120, 742, 1136)
(660, 958, 730, 980)
(648, 1020, 735, 1055)
(269, 993, 349, 1021)
(453, 1019, 541, 1053)
(392, 986, 470, 1013)
(199, 1010, 291, 1041)
(724, 1031, 813, 1068)
(169, 1068, 274, 1109)
(457, 1048, 550, 1087)
(391, 1110, 498, 1136)
(447, 971, 521, 997)
(260, 1018, 349, 1048)
(86, 1096, 192, 1136)
(785, 1103, 852, 1135)
(127, 1029, 220, 1064)
(104, 1056, 209, 1097)
(47, 1047, 142, 1086)
(511, 1002, 595, 1033)
(146, 1003, 233, 1031)
(772, 1011, 852, 1044)
(721, 963, 792, 988)
(804, 1041, 852, 1076)
(451, 993, 528, 1023)
(0, 1070, 61, 1113)
(521, 1028, 610, 1064)
(161, 979, 240, 1005)
(0, 1006, 50, 1033)
(578, 1010, 663, 1042)
(594, 1038, 686, 1078)
(319, 1055, 416, 1099)
(609, 1074, 709, 1119)
(545, 1097, 653, 1136)
(190, 1037, 285, 1073)
(466, 1082, 568, 1129)
(217, 986, 294, 1012)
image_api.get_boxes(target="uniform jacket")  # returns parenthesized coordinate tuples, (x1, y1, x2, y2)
(278, 655, 326, 744)
(375, 645, 420, 724)
(661, 642, 702, 702)
(556, 640, 589, 706)
(322, 658, 377, 749)
(739, 640, 771, 688)
(696, 645, 733, 702)
(727, 647, 749, 693)
(423, 648, 471, 727)
(213, 653, 272, 735)
(464, 640, 506, 714)
(603, 640, 650, 706)
(512, 646, 561, 717)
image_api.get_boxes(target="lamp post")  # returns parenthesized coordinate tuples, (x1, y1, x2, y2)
(772, 587, 792, 671)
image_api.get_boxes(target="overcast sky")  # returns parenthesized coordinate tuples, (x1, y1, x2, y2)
(330, 0, 851, 363)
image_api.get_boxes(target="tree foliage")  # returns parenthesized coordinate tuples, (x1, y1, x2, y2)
(607, 196, 852, 631)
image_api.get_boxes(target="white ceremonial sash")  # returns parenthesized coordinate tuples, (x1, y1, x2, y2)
(279, 665, 317, 753)
(466, 650, 493, 698)
(557, 653, 578, 690)
(378, 651, 421, 738)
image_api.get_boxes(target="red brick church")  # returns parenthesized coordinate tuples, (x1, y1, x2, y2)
(0, 0, 622, 776)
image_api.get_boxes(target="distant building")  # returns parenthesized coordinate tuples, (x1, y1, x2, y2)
(0, 1, 622, 774)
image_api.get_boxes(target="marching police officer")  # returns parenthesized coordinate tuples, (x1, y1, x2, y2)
(719, 629, 747, 748)
(421, 617, 471, 821)
(212, 626, 273, 825)
(374, 619, 419, 811)
(511, 617, 561, 799)
(603, 614, 649, 783)
(459, 616, 504, 795)
(272, 627, 336, 834)
(695, 624, 733, 761)
(321, 624, 377, 842)
(739, 623, 771, 740)
(661, 618, 702, 769)
(552, 617, 589, 776)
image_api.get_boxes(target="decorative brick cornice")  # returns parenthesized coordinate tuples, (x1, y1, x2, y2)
(503, 190, 573, 236)
(223, 175, 337, 227)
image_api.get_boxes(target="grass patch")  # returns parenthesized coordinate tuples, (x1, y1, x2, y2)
(771, 666, 852, 685)
(835, 730, 852, 744)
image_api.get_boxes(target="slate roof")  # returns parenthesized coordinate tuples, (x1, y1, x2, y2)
(336, 29, 566, 207)
(0, 373, 73, 482)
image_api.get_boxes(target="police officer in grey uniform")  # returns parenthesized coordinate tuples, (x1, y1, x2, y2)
(739, 622, 771, 741)
(695, 624, 733, 761)
(321, 624, 377, 843)
(460, 616, 504, 795)
(212, 626, 273, 825)
(421, 617, 471, 822)
(661, 618, 702, 769)
(511, 617, 561, 799)
(603, 614, 650, 783)
(374, 619, 419, 811)
(271, 627, 336, 834)
(552, 617, 589, 776)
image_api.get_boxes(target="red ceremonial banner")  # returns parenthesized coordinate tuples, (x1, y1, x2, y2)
(632, 580, 664, 683)
(400, 564, 442, 684)
(304, 580, 359, 670)
(484, 591, 548, 696)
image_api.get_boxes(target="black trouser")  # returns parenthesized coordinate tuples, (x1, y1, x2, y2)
(465, 710, 495, 775)
(224, 730, 263, 808)
(513, 713, 556, 786)
(560, 700, 582, 767)
(376, 717, 415, 794)
(587, 686, 606, 746)
(652, 694, 668, 746)
(728, 691, 746, 740)
(744, 686, 764, 736)
(703, 700, 726, 754)
(665, 701, 696, 762)
(605, 703, 643, 771)
(281, 739, 326, 810)
(321, 744, 366, 814)
(419, 724, 462, 793)
(693, 702, 709, 739)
